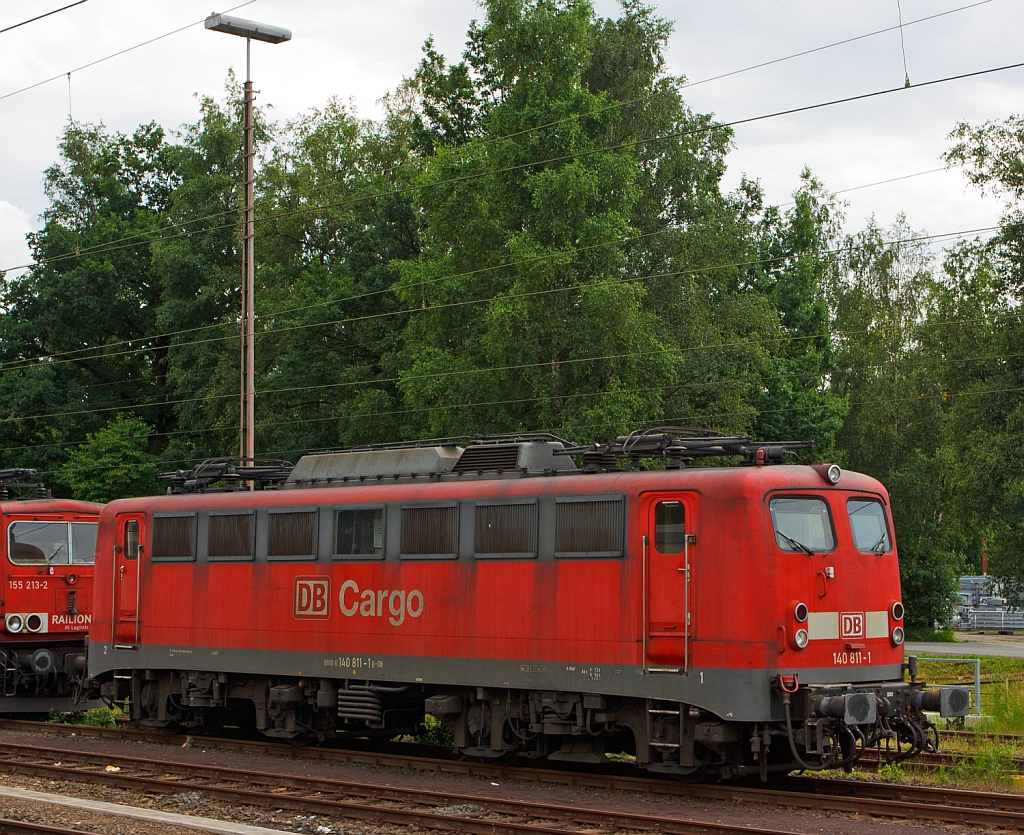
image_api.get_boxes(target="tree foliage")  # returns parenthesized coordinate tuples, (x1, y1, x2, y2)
(58, 414, 160, 502)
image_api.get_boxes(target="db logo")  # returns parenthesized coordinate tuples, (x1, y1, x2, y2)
(294, 577, 330, 619)
(840, 612, 865, 639)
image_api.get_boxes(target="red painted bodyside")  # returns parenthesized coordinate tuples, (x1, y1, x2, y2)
(1, 499, 103, 639)
(90, 465, 904, 680)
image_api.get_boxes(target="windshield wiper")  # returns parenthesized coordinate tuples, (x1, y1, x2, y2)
(871, 534, 889, 555)
(778, 532, 816, 556)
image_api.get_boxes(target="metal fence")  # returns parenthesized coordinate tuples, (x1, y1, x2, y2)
(960, 608, 1024, 632)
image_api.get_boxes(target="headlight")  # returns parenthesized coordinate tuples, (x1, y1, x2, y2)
(794, 602, 808, 623)
(891, 601, 905, 621)
(826, 464, 841, 484)
(25, 614, 43, 633)
(5, 614, 23, 634)
(794, 628, 809, 649)
(891, 626, 905, 646)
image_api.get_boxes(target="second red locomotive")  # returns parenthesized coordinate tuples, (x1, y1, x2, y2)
(86, 434, 969, 777)
(0, 469, 101, 712)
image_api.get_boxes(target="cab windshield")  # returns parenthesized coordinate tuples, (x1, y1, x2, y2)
(8, 521, 97, 565)
(847, 499, 892, 554)
(769, 497, 835, 554)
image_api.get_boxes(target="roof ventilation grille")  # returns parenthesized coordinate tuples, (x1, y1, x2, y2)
(453, 445, 521, 473)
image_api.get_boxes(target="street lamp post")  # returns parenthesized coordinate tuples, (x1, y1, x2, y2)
(205, 13, 291, 463)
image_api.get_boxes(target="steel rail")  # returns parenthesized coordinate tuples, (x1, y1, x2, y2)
(789, 775, 1024, 811)
(0, 741, 800, 835)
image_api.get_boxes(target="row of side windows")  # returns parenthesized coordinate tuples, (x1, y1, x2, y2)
(149, 496, 625, 563)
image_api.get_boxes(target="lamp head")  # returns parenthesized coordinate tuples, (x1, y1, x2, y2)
(205, 13, 291, 44)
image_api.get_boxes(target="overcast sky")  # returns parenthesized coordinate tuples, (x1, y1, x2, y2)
(1, 0, 1021, 274)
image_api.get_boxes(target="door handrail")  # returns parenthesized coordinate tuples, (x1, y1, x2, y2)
(683, 533, 691, 674)
(134, 543, 142, 647)
(642, 534, 648, 674)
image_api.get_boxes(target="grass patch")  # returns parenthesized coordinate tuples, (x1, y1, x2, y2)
(905, 627, 958, 642)
(988, 675, 1024, 734)
(415, 713, 454, 747)
(48, 705, 122, 728)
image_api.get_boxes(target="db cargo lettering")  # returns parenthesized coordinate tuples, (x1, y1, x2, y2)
(338, 580, 424, 626)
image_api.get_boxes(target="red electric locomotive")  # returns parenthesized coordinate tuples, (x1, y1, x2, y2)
(88, 434, 969, 777)
(0, 469, 101, 711)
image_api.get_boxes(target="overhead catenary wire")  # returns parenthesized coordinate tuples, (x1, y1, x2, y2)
(0, 222, 999, 381)
(1, 50, 1018, 279)
(0, 1, 255, 103)
(0, 0, 991, 270)
(467, 0, 992, 149)
(0, 0, 89, 35)
(0, 0, 988, 278)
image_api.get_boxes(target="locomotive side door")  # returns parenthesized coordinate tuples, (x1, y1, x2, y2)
(642, 493, 697, 673)
(112, 514, 143, 648)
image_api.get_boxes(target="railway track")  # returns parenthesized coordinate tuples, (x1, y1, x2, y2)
(11, 717, 1024, 776)
(1, 721, 1024, 829)
(0, 738, 808, 835)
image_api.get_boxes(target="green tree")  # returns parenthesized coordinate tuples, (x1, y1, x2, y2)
(830, 217, 966, 628)
(0, 120, 181, 480)
(58, 415, 160, 501)
(752, 171, 847, 456)
(253, 98, 421, 452)
(941, 115, 1024, 601)
(389, 0, 777, 442)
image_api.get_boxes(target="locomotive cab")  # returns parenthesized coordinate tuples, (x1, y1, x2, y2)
(0, 469, 101, 711)
(754, 467, 966, 774)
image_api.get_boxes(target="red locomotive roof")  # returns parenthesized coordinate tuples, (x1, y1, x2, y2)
(1, 498, 103, 516)
(101, 463, 887, 517)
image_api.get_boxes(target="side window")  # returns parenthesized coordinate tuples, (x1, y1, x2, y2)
(124, 519, 140, 560)
(654, 501, 686, 554)
(401, 506, 457, 559)
(208, 512, 255, 560)
(268, 509, 318, 561)
(152, 514, 196, 561)
(769, 497, 836, 553)
(333, 508, 384, 559)
(475, 501, 538, 559)
(71, 522, 98, 565)
(8, 522, 70, 565)
(555, 497, 624, 558)
(847, 499, 892, 554)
